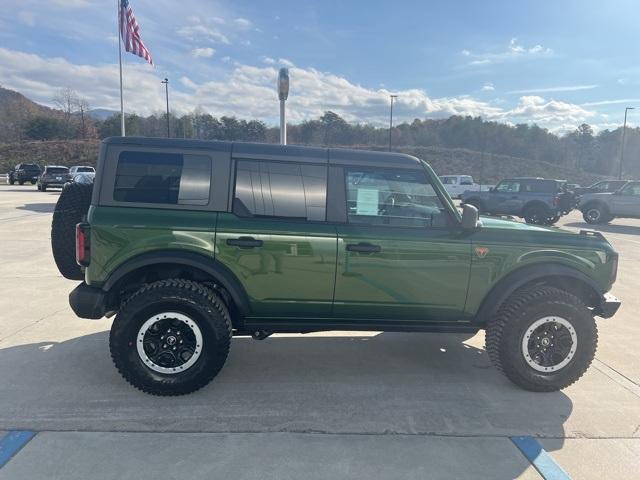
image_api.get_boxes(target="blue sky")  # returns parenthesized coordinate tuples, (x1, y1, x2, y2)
(1, 0, 639, 132)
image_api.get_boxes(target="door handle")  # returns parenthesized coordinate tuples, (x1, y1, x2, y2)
(346, 242, 382, 253)
(226, 237, 263, 249)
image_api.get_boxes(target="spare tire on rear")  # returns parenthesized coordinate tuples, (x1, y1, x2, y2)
(51, 182, 93, 280)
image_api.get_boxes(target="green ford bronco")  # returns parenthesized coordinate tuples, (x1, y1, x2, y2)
(63, 137, 620, 396)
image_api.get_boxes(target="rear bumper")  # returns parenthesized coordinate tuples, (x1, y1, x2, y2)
(594, 292, 621, 318)
(69, 282, 107, 319)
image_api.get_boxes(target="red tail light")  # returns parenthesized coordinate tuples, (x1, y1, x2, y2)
(76, 223, 90, 266)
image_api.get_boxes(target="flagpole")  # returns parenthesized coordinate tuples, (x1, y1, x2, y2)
(117, 0, 125, 136)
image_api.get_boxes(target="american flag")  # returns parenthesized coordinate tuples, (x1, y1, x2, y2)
(119, 0, 153, 65)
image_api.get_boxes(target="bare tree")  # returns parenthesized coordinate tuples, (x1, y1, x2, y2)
(53, 87, 79, 138)
(74, 97, 90, 139)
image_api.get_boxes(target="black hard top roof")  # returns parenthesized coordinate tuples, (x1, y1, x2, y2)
(103, 136, 424, 169)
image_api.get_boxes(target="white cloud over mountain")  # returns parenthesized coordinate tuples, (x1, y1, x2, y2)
(0, 47, 600, 133)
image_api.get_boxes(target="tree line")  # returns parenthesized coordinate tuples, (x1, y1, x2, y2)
(11, 89, 640, 178)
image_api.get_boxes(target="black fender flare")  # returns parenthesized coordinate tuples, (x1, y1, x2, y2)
(522, 200, 552, 215)
(580, 200, 610, 215)
(102, 250, 251, 316)
(473, 263, 602, 325)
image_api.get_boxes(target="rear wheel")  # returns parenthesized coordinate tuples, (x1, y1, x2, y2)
(9, 177, 15, 185)
(109, 279, 232, 396)
(523, 205, 550, 225)
(485, 285, 597, 391)
(583, 204, 610, 224)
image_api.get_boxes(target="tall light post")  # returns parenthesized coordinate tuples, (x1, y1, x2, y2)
(161, 78, 170, 138)
(389, 94, 398, 151)
(619, 106, 634, 179)
(278, 68, 290, 145)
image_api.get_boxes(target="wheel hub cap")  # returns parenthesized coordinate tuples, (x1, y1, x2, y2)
(521, 316, 577, 373)
(136, 312, 203, 374)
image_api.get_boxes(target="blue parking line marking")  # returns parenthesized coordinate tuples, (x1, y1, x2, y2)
(511, 436, 570, 480)
(0, 431, 37, 469)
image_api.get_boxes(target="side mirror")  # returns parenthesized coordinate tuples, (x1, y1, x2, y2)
(461, 204, 480, 231)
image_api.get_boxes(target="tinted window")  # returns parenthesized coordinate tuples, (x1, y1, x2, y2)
(620, 182, 640, 195)
(46, 167, 69, 174)
(114, 151, 211, 205)
(440, 176, 456, 185)
(346, 168, 446, 228)
(495, 180, 520, 193)
(460, 176, 473, 185)
(77, 167, 94, 172)
(233, 160, 327, 221)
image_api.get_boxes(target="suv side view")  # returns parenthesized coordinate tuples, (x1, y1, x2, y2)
(461, 178, 570, 225)
(8, 163, 41, 185)
(580, 181, 640, 224)
(64, 138, 620, 396)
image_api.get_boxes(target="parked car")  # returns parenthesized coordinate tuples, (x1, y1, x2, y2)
(439, 175, 494, 199)
(460, 178, 569, 225)
(37, 165, 70, 191)
(579, 181, 640, 224)
(7, 163, 41, 185)
(59, 137, 621, 396)
(69, 166, 96, 175)
(65, 172, 95, 186)
(574, 180, 629, 197)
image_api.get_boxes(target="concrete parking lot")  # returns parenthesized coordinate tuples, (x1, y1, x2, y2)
(0, 184, 639, 479)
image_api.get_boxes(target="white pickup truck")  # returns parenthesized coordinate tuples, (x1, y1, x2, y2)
(438, 175, 494, 199)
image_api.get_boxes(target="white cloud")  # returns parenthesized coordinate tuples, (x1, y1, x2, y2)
(18, 11, 35, 26)
(233, 18, 252, 28)
(52, 0, 90, 7)
(508, 85, 597, 94)
(191, 47, 215, 58)
(176, 24, 230, 44)
(581, 98, 640, 107)
(261, 56, 276, 65)
(481, 82, 495, 92)
(464, 38, 553, 67)
(279, 58, 295, 68)
(0, 47, 598, 132)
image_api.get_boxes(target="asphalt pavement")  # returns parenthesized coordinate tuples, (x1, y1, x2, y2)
(0, 185, 639, 479)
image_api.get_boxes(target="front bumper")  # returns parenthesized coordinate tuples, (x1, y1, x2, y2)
(69, 282, 107, 319)
(594, 292, 621, 318)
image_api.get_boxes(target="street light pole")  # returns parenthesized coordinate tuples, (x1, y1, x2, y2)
(389, 94, 398, 151)
(278, 68, 290, 145)
(619, 107, 634, 179)
(161, 78, 170, 138)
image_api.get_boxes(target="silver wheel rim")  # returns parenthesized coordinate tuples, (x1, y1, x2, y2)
(136, 312, 203, 374)
(586, 208, 601, 222)
(521, 316, 577, 373)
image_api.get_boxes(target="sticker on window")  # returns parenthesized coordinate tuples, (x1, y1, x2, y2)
(356, 188, 379, 215)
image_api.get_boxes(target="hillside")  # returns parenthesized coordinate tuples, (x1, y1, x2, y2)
(0, 87, 61, 142)
(0, 139, 604, 186)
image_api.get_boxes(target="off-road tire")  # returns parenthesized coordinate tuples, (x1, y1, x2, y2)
(8, 177, 15, 185)
(523, 204, 551, 225)
(51, 182, 93, 280)
(30, 180, 36, 185)
(109, 279, 232, 396)
(582, 203, 611, 225)
(485, 285, 597, 392)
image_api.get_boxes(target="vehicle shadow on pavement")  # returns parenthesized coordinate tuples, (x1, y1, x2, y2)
(0, 330, 571, 459)
(565, 221, 640, 236)
(16, 203, 56, 213)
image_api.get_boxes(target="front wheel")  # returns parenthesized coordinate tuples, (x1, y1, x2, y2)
(485, 285, 597, 391)
(523, 205, 550, 225)
(8, 177, 15, 185)
(109, 279, 232, 396)
(583, 205, 610, 224)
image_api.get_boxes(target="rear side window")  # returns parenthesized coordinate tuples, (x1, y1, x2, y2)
(495, 180, 520, 193)
(233, 160, 327, 221)
(114, 151, 211, 205)
(345, 168, 446, 228)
